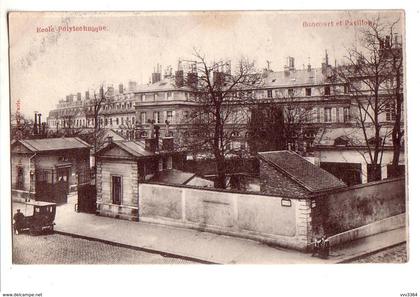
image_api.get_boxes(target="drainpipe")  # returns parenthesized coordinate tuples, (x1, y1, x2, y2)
(28, 153, 37, 201)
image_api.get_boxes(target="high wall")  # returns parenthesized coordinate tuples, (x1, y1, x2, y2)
(312, 177, 406, 236)
(138, 183, 313, 250)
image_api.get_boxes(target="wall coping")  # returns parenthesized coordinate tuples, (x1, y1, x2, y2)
(311, 176, 405, 199)
(140, 181, 310, 201)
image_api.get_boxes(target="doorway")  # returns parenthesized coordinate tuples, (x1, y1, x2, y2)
(112, 176, 122, 205)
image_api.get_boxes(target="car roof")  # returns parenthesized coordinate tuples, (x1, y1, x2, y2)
(25, 201, 57, 207)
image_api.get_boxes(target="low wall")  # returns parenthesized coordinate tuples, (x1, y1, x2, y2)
(312, 177, 406, 236)
(327, 213, 406, 247)
(139, 183, 312, 250)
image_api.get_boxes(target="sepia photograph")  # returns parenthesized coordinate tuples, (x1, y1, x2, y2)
(7, 10, 408, 266)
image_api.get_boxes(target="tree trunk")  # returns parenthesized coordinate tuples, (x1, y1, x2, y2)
(391, 72, 403, 177)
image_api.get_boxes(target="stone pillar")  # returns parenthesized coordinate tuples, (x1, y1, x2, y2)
(295, 198, 313, 251)
(361, 162, 368, 184)
(381, 164, 388, 180)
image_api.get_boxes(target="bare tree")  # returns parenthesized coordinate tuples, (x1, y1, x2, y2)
(386, 23, 404, 177)
(11, 112, 33, 140)
(334, 16, 403, 181)
(182, 50, 262, 189)
(247, 89, 315, 155)
(83, 86, 107, 165)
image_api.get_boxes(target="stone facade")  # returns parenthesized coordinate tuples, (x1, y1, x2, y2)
(96, 159, 139, 221)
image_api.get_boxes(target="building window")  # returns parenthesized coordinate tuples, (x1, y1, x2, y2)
(110, 118, 113, 126)
(166, 111, 173, 122)
(141, 112, 146, 124)
(343, 84, 349, 94)
(111, 176, 122, 205)
(344, 107, 350, 122)
(305, 88, 312, 96)
(116, 118, 119, 125)
(324, 86, 331, 96)
(267, 89, 273, 98)
(385, 103, 396, 121)
(167, 92, 172, 99)
(16, 167, 24, 189)
(154, 111, 161, 123)
(324, 108, 332, 122)
(288, 88, 294, 97)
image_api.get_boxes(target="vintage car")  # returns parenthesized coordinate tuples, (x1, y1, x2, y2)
(14, 201, 56, 235)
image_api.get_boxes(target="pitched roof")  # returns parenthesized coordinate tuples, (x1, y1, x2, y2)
(15, 137, 90, 152)
(257, 150, 346, 193)
(97, 140, 155, 158)
(263, 67, 328, 88)
(149, 169, 195, 185)
(134, 78, 190, 93)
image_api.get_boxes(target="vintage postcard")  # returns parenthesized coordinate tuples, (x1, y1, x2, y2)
(7, 10, 407, 268)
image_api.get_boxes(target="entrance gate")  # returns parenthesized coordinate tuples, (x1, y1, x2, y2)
(35, 169, 68, 204)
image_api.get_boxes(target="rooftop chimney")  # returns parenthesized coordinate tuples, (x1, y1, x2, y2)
(187, 72, 198, 88)
(151, 64, 162, 84)
(287, 57, 295, 71)
(34, 112, 38, 135)
(119, 83, 124, 94)
(128, 81, 137, 92)
(175, 70, 184, 87)
(77, 92, 82, 101)
(85, 91, 90, 100)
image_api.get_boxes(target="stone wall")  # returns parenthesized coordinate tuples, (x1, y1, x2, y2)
(139, 183, 313, 250)
(312, 177, 406, 237)
(96, 159, 139, 221)
(259, 159, 310, 198)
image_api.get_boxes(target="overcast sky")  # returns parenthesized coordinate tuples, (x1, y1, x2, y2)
(9, 10, 403, 118)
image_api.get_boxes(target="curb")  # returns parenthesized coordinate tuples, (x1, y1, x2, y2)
(54, 230, 218, 264)
(336, 241, 407, 263)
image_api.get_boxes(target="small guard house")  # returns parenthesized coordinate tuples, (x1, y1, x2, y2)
(11, 137, 91, 203)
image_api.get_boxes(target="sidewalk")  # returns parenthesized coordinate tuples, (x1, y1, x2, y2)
(13, 201, 407, 264)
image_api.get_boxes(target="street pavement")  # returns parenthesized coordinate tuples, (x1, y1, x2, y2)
(350, 243, 407, 263)
(13, 233, 197, 264)
(12, 200, 407, 264)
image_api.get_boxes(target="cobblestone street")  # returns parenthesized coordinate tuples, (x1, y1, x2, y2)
(12, 233, 197, 264)
(349, 243, 407, 263)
